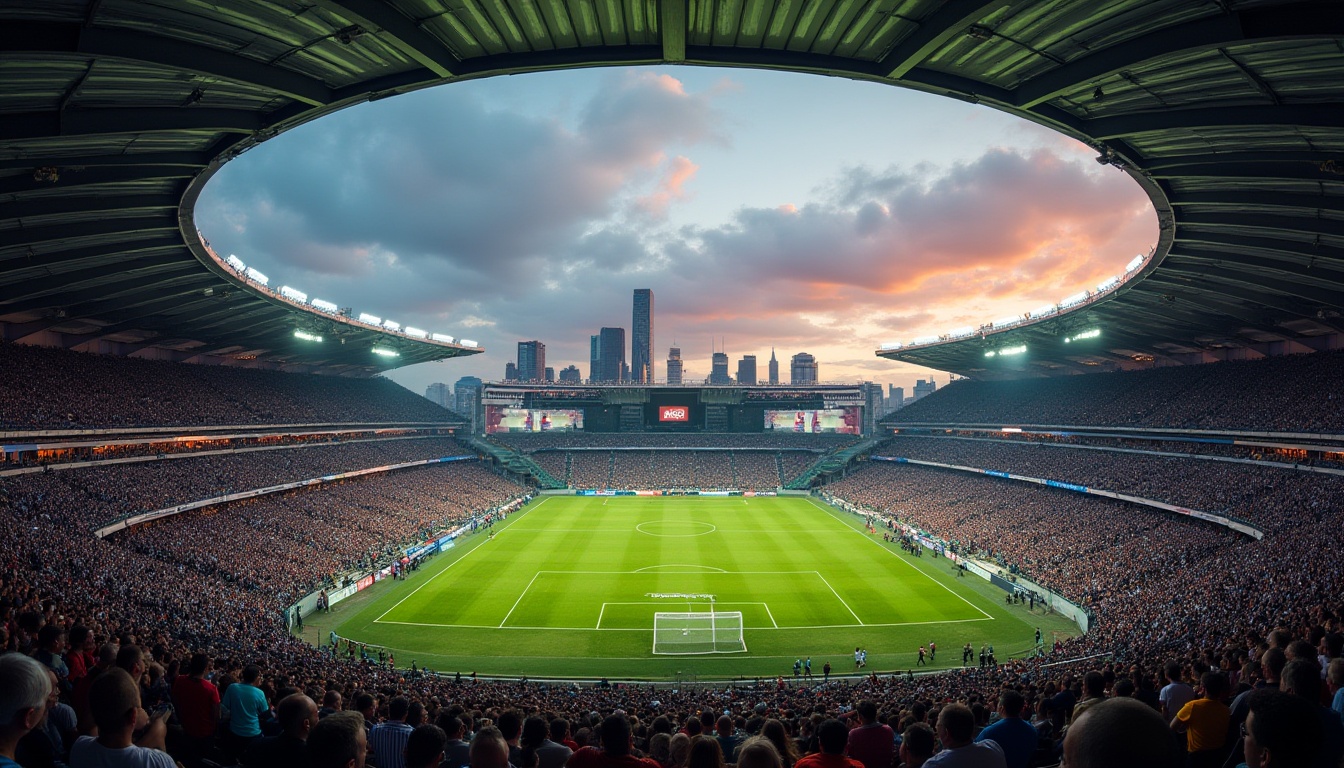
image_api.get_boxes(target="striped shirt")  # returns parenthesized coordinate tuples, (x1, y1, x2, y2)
(369, 720, 416, 768)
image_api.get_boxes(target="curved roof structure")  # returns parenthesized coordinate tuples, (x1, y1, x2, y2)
(2, 0, 1342, 377)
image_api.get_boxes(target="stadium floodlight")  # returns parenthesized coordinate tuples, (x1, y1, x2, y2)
(1064, 329, 1101, 343)
(880, 342, 903, 350)
(371, 347, 399, 357)
(998, 345, 1027, 356)
(1096, 276, 1120, 292)
(1032, 304, 1058, 318)
(226, 254, 246, 271)
(1125, 254, 1145, 273)
(1060, 291, 1089, 307)
(993, 317, 1020, 329)
(311, 298, 339, 313)
(358, 313, 381, 325)
(404, 327, 428, 339)
(459, 339, 479, 348)
(652, 612, 746, 654)
(949, 326, 975, 339)
(912, 335, 940, 346)
(280, 285, 308, 303)
(293, 330, 323, 342)
(431, 333, 455, 344)
(244, 267, 269, 286)
(383, 320, 401, 331)
(984, 350, 997, 357)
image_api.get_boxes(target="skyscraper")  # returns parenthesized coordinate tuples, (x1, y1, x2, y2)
(768, 348, 779, 385)
(558, 365, 582, 383)
(425, 382, 451, 408)
(888, 385, 905, 412)
(517, 340, 546, 383)
(913, 378, 937, 400)
(736, 355, 757, 385)
(453, 376, 483, 433)
(589, 335, 600, 383)
(597, 327, 626, 383)
(709, 351, 731, 384)
(544, 366, 555, 383)
(504, 362, 518, 381)
(790, 352, 818, 384)
(666, 346, 683, 385)
(632, 289, 654, 384)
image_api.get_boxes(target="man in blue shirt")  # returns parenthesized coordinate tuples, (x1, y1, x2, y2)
(975, 691, 1037, 768)
(222, 664, 270, 761)
(369, 697, 416, 768)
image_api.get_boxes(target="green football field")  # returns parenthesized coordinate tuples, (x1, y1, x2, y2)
(309, 496, 1076, 679)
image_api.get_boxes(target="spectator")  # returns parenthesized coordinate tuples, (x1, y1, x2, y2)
(439, 712, 472, 768)
(1170, 672, 1228, 768)
(733, 739, 782, 768)
(792, 720, 861, 768)
(520, 717, 569, 768)
(1060, 699, 1181, 768)
(407, 726, 447, 768)
(469, 727, 509, 768)
(684, 738, 723, 768)
(221, 665, 269, 761)
(170, 653, 219, 767)
(712, 717, 741, 764)
(1, 654, 52, 768)
(69, 668, 174, 768)
(974, 691, 1035, 768)
(843, 701, 891, 768)
(310, 712, 368, 768)
(896, 723, 934, 768)
(1328, 658, 1344, 723)
(248, 694, 317, 768)
(758, 721, 797, 768)
(924, 705, 1003, 768)
(370, 698, 416, 768)
(567, 715, 659, 768)
(1241, 689, 1322, 768)
(1279, 660, 1344, 768)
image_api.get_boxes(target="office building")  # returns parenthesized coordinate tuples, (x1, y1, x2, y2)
(425, 382, 450, 408)
(544, 366, 555, 383)
(632, 289, 654, 384)
(709, 351, 731, 384)
(768, 348, 779, 385)
(504, 362, 517, 381)
(596, 327, 626, 382)
(666, 347, 683, 385)
(517, 340, 546, 383)
(453, 376, 483, 433)
(589, 335, 600, 383)
(888, 386, 905, 413)
(736, 355, 757, 385)
(913, 378, 937, 400)
(558, 365, 582, 383)
(790, 352, 818, 385)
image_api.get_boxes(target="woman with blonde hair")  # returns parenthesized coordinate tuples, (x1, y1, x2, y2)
(649, 732, 674, 768)
(669, 733, 693, 768)
(735, 738, 784, 768)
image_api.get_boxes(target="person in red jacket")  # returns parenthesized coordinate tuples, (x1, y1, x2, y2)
(567, 714, 661, 768)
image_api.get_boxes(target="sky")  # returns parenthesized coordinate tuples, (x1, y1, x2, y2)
(195, 65, 1157, 398)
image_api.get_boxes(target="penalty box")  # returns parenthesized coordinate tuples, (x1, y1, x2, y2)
(499, 570, 865, 630)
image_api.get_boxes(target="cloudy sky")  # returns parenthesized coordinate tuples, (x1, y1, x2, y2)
(196, 65, 1156, 397)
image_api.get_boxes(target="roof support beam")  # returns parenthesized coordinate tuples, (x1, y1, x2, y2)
(0, 215, 180, 250)
(1, 194, 181, 223)
(0, 151, 209, 171)
(659, 0, 686, 63)
(878, 0, 1010, 79)
(1173, 230, 1344, 265)
(0, 165, 194, 196)
(0, 235, 183, 272)
(0, 259, 201, 305)
(1169, 192, 1344, 214)
(1087, 105, 1344, 140)
(311, 0, 460, 78)
(0, 22, 333, 106)
(1160, 262, 1344, 309)
(1177, 211, 1344, 240)
(1014, 2, 1344, 109)
(1148, 161, 1344, 183)
(1168, 245, 1344, 283)
(0, 109, 262, 141)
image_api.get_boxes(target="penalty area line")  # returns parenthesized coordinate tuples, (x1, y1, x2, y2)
(499, 571, 542, 628)
(813, 571, 864, 626)
(373, 498, 549, 624)
(808, 498, 994, 620)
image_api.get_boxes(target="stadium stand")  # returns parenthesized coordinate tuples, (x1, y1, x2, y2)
(887, 350, 1344, 433)
(1, 352, 1342, 768)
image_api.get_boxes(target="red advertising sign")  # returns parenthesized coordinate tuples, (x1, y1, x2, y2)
(658, 405, 690, 422)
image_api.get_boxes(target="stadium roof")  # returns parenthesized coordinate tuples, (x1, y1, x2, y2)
(2, 1, 1341, 378)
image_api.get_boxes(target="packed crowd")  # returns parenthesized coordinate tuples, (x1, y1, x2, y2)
(0, 342, 464, 430)
(535, 451, 817, 490)
(890, 349, 1344, 433)
(966, 431, 1344, 471)
(4, 437, 470, 530)
(492, 433, 857, 452)
(874, 435, 1344, 532)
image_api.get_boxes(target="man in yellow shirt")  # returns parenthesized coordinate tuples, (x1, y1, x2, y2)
(1172, 671, 1230, 768)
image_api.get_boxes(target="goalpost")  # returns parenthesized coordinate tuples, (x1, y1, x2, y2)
(652, 611, 747, 654)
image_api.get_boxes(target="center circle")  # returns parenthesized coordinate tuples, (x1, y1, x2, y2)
(635, 520, 718, 537)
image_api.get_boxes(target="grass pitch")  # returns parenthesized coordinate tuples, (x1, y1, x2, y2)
(313, 496, 1075, 679)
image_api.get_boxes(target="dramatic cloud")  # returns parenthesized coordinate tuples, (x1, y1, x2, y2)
(195, 69, 1156, 394)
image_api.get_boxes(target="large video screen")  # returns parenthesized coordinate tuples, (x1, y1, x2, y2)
(486, 407, 584, 433)
(763, 408, 861, 434)
(658, 405, 691, 422)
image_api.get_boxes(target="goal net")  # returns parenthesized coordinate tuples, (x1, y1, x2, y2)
(652, 612, 747, 655)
